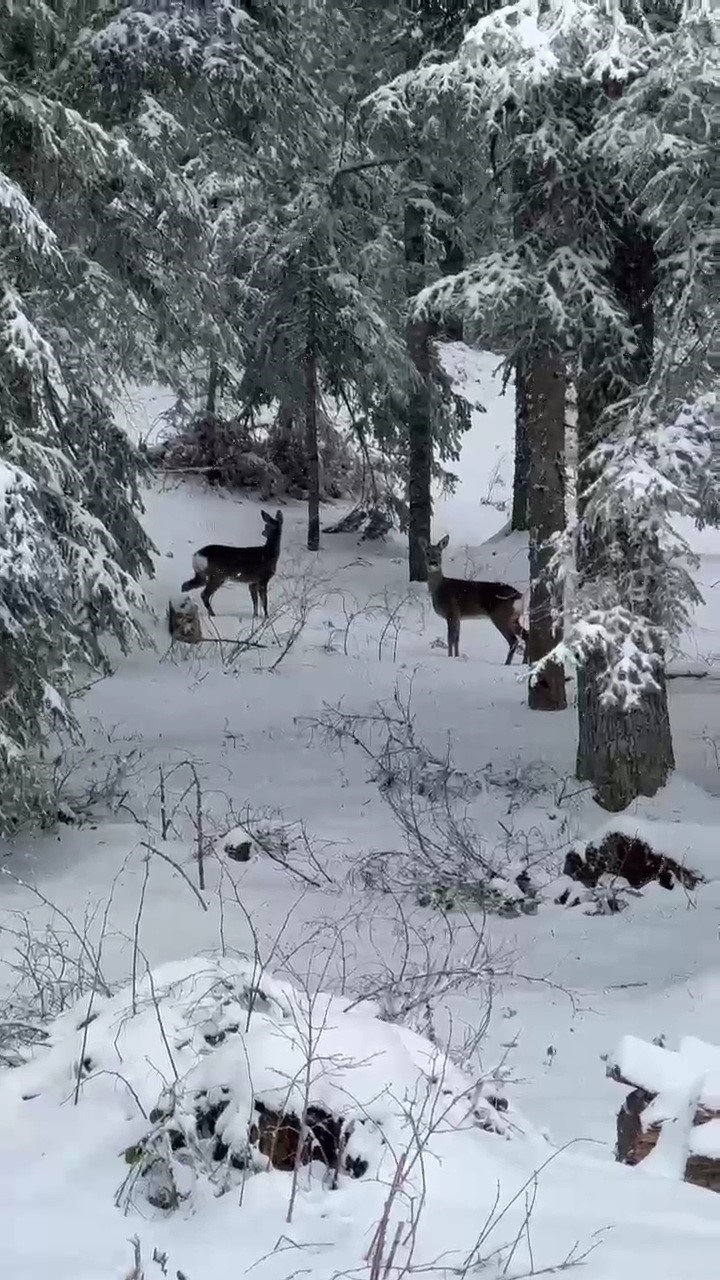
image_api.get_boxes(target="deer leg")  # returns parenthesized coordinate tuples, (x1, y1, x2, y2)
(261, 585, 269, 618)
(504, 633, 519, 666)
(490, 613, 520, 665)
(249, 583, 259, 618)
(518, 623, 529, 664)
(448, 615, 460, 658)
(201, 572, 223, 617)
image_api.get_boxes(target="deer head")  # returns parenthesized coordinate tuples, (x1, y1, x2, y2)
(420, 534, 449, 583)
(260, 509, 283, 542)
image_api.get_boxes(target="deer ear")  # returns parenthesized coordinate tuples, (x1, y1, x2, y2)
(438, 534, 450, 551)
(260, 509, 271, 522)
(418, 537, 428, 551)
(275, 510, 283, 523)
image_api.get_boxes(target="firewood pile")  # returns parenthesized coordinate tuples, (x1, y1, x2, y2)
(608, 1034, 720, 1193)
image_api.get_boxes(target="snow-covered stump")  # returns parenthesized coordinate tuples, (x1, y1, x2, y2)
(167, 597, 202, 644)
(608, 1035, 720, 1193)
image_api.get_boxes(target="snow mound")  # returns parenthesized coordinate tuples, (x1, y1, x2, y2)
(3, 955, 517, 1215)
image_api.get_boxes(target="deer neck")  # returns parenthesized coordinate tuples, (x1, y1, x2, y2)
(265, 527, 282, 560)
(426, 567, 443, 595)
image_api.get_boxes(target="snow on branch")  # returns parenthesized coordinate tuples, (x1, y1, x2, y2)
(413, 248, 633, 357)
(534, 400, 713, 708)
(0, 287, 65, 400)
(460, 0, 650, 92)
(0, 170, 60, 261)
(91, 2, 262, 85)
(585, 400, 712, 530)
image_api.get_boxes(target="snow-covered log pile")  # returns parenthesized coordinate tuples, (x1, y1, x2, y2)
(609, 1035, 720, 1192)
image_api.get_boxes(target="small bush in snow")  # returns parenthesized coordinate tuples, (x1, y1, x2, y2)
(154, 407, 364, 504)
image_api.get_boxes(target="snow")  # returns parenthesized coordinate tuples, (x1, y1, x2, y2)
(610, 1035, 720, 1110)
(608, 1032, 720, 1178)
(2, 343, 720, 1277)
(691, 1121, 720, 1159)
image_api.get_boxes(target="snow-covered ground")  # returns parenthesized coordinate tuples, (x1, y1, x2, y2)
(2, 346, 719, 1278)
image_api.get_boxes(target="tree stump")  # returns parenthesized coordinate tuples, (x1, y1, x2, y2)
(167, 598, 202, 644)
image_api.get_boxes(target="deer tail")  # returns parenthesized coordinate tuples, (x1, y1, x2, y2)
(514, 589, 529, 623)
(182, 552, 209, 593)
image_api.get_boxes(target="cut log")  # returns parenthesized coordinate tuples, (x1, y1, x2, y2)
(249, 1100, 366, 1180)
(609, 1036, 720, 1192)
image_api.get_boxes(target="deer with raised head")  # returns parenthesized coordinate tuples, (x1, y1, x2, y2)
(421, 534, 527, 663)
(181, 509, 283, 618)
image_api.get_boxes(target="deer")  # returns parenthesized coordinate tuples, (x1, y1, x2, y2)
(181, 509, 283, 619)
(420, 534, 528, 663)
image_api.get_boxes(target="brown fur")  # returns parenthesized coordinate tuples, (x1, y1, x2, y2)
(421, 535, 527, 662)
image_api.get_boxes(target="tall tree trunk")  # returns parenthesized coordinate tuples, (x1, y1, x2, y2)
(525, 351, 567, 711)
(511, 156, 566, 700)
(511, 355, 529, 532)
(575, 221, 673, 807)
(576, 654, 673, 811)
(206, 359, 219, 414)
(303, 338, 320, 552)
(433, 178, 464, 343)
(405, 192, 433, 582)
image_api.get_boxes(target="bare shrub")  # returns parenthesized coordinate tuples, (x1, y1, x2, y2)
(217, 807, 334, 889)
(50, 723, 145, 824)
(304, 687, 543, 914)
(153, 404, 362, 502)
(0, 875, 118, 1068)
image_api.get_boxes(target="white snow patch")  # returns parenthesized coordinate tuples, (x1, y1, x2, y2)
(2, 342, 720, 1277)
(610, 1035, 720, 1110)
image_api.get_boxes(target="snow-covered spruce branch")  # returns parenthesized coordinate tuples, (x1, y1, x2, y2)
(534, 400, 714, 708)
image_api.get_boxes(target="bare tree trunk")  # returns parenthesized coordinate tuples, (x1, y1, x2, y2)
(576, 657, 673, 810)
(511, 355, 529, 532)
(433, 178, 464, 343)
(525, 351, 567, 711)
(575, 221, 673, 807)
(405, 193, 432, 582)
(303, 339, 320, 552)
(206, 359, 219, 414)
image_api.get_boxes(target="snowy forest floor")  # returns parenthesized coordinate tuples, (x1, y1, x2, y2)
(1, 347, 719, 1279)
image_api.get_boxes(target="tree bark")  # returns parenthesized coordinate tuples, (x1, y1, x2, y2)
(303, 339, 320, 552)
(405, 193, 433, 582)
(525, 351, 567, 711)
(576, 657, 673, 811)
(206, 359, 219, 414)
(575, 219, 673, 807)
(575, 377, 675, 809)
(433, 178, 464, 343)
(511, 355, 529, 532)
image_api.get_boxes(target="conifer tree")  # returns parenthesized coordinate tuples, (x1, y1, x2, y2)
(0, 0, 159, 831)
(370, 0, 717, 797)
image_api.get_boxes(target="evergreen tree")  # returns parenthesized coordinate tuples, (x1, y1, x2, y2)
(370, 1, 717, 790)
(364, 1, 499, 579)
(570, 0, 717, 805)
(0, 0, 156, 831)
